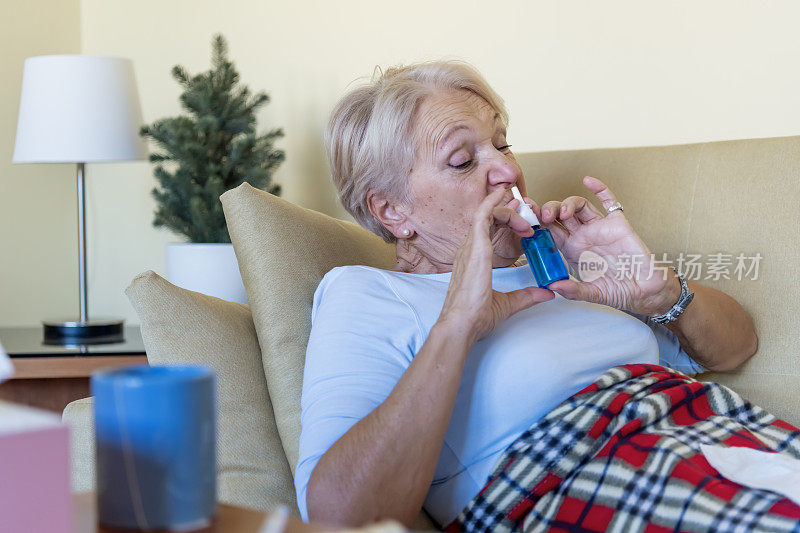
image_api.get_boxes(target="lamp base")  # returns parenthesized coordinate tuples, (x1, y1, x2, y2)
(42, 318, 125, 345)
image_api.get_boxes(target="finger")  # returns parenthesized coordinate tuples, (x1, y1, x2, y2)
(583, 176, 619, 212)
(492, 205, 535, 236)
(556, 197, 583, 233)
(500, 286, 555, 317)
(532, 200, 570, 244)
(559, 195, 604, 225)
(547, 278, 603, 305)
(473, 188, 508, 237)
(477, 187, 508, 216)
(487, 185, 509, 204)
(540, 201, 562, 224)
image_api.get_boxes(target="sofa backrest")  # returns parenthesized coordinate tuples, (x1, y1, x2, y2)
(518, 135, 800, 426)
(221, 135, 800, 476)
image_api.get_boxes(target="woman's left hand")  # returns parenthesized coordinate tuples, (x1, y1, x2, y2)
(528, 176, 680, 316)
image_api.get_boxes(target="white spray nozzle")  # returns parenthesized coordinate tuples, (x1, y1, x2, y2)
(510, 186, 539, 227)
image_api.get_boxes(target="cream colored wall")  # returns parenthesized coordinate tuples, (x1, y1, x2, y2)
(4, 1, 800, 326)
(1, 0, 81, 327)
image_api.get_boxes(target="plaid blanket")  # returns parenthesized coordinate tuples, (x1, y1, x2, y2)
(445, 364, 800, 533)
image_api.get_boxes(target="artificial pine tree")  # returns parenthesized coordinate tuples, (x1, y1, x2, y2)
(140, 34, 284, 243)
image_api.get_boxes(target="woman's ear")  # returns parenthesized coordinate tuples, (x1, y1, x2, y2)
(367, 190, 411, 239)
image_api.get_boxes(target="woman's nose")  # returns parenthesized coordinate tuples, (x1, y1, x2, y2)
(486, 153, 521, 187)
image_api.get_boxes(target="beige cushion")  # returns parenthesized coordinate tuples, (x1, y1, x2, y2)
(221, 184, 396, 471)
(518, 135, 800, 426)
(222, 184, 453, 529)
(62, 397, 96, 492)
(125, 270, 297, 513)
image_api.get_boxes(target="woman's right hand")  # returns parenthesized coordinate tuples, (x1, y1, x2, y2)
(438, 187, 556, 343)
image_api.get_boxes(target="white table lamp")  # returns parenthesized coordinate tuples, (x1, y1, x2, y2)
(13, 55, 147, 344)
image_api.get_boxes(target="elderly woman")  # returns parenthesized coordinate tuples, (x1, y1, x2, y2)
(294, 61, 766, 529)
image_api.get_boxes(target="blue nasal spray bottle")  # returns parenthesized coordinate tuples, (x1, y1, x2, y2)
(511, 186, 569, 288)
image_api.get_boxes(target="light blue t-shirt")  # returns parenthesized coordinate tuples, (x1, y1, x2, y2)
(294, 264, 703, 526)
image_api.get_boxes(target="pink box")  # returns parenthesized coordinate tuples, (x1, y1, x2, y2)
(0, 401, 72, 533)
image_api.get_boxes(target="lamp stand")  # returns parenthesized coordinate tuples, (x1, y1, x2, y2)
(43, 162, 124, 345)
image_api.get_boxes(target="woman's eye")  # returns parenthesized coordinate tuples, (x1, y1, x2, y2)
(450, 160, 472, 170)
(497, 144, 512, 152)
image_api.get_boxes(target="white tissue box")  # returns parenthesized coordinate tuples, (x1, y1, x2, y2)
(0, 401, 72, 533)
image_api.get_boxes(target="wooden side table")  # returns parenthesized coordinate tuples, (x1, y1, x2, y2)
(73, 493, 337, 533)
(0, 326, 147, 412)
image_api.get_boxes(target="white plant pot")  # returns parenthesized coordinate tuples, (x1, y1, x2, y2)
(165, 243, 247, 303)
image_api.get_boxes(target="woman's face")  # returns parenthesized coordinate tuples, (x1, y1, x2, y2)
(402, 88, 528, 267)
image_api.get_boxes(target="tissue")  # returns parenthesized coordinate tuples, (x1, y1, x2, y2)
(701, 444, 800, 506)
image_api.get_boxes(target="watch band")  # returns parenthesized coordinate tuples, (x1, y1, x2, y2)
(651, 268, 695, 325)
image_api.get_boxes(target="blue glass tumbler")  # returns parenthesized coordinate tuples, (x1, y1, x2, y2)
(92, 365, 216, 530)
(521, 227, 570, 288)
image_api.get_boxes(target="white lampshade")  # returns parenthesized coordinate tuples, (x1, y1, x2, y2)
(13, 55, 147, 163)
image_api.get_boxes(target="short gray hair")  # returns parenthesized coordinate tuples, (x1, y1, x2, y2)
(325, 60, 508, 242)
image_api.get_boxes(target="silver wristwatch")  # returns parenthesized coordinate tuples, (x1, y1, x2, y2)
(651, 268, 694, 325)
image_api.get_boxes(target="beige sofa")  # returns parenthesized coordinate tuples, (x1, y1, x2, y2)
(63, 135, 800, 529)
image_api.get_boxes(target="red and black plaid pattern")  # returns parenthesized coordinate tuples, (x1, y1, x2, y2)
(445, 364, 800, 532)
